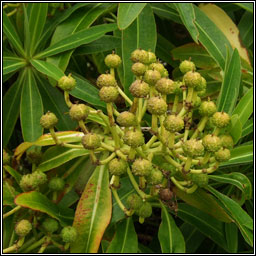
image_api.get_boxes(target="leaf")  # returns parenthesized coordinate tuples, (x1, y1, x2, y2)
(30, 59, 65, 81)
(225, 222, 238, 253)
(3, 166, 22, 184)
(3, 182, 19, 207)
(175, 3, 199, 43)
(28, 3, 48, 56)
(36, 23, 118, 58)
(106, 218, 138, 253)
(3, 72, 24, 147)
(209, 172, 252, 200)
(193, 5, 232, 70)
(158, 202, 185, 253)
(14, 191, 74, 226)
(238, 11, 253, 49)
(206, 186, 253, 247)
(20, 68, 44, 142)
(241, 118, 253, 138)
(234, 3, 253, 12)
(37, 146, 89, 172)
(118, 3, 147, 30)
(3, 11, 25, 58)
(217, 49, 241, 114)
(71, 163, 112, 253)
(232, 87, 253, 126)
(3, 57, 26, 75)
(228, 114, 242, 144)
(58, 189, 80, 208)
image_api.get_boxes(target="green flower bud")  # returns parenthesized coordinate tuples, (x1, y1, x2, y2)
(58, 75, 76, 91)
(61, 226, 77, 243)
(162, 68, 169, 78)
(42, 218, 59, 233)
(159, 188, 173, 201)
(197, 88, 206, 97)
(173, 81, 183, 95)
(104, 53, 121, 68)
(202, 134, 221, 152)
(131, 49, 149, 64)
(69, 104, 89, 121)
(219, 134, 234, 149)
(123, 130, 144, 148)
(99, 86, 119, 103)
(126, 193, 143, 210)
(15, 220, 32, 237)
(149, 62, 165, 77)
(20, 174, 38, 191)
(32, 171, 47, 186)
(144, 70, 161, 86)
(96, 74, 116, 88)
(204, 117, 215, 131)
(40, 112, 58, 129)
(155, 78, 175, 95)
(198, 100, 216, 117)
(147, 168, 163, 185)
(182, 139, 204, 157)
(164, 115, 184, 132)
(48, 177, 65, 191)
(148, 51, 157, 64)
(191, 173, 209, 187)
(116, 111, 136, 127)
(147, 97, 167, 115)
(179, 60, 196, 74)
(132, 158, 152, 176)
(195, 77, 207, 92)
(131, 62, 147, 76)
(193, 96, 201, 108)
(138, 202, 152, 218)
(211, 112, 230, 128)
(183, 71, 202, 88)
(26, 150, 42, 165)
(215, 148, 231, 162)
(129, 80, 150, 98)
(81, 133, 101, 150)
(108, 158, 127, 176)
(3, 149, 11, 165)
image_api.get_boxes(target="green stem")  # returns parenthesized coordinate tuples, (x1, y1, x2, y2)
(110, 68, 115, 77)
(3, 237, 25, 253)
(164, 155, 182, 169)
(89, 150, 98, 164)
(201, 152, 211, 165)
(128, 148, 136, 161)
(23, 236, 47, 253)
(213, 127, 220, 136)
(62, 143, 84, 149)
(116, 150, 127, 161)
(64, 91, 72, 108)
(190, 163, 219, 174)
(172, 94, 179, 113)
(186, 87, 194, 103)
(184, 156, 192, 172)
(38, 236, 51, 253)
(101, 142, 115, 152)
(99, 152, 116, 165)
(171, 177, 198, 193)
(78, 120, 89, 134)
(191, 116, 208, 139)
(117, 86, 133, 105)
(151, 114, 158, 133)
(139, 99, 148, 121)
(139, 176, 146, 189)
(3, 205, 21, 219)
(167, 132, 175, 149)
(130, 97, 139, 114)
(49, 128, 61, 145)
(7, 8, 17, 16)
(145, 135, 158, 149)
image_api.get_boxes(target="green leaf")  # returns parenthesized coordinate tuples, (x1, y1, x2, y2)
(206, 186, 253, 247)
(20, 68, 44, 142)
(3, 182, 19, 207)
(14, 191, 74, 226)
(225, 222, 238, 253)
(36, 23, 118, 58)
(58, 189, 80, 209)
(106, 218, 138, 253)
(234, 3, 253, 12)
(118, 3, 147, 29)
(3, 57, 26, 75)
(228, 114, 242, 144)
(175, 3, 199, 43)
(158, 202, 185, 253)
(3, 166, 22, 184)
(209, 172, 252, 200)
(37, 146, 89, 172)
(30, 59, 64, 81)
(238, 11, 253, 49)
(29, 3, 48, 56)
(241, 118, 253, 137)
(71, 163, 112, 253)
(217, 49, 241, 114)
(232, 87, 253, 126)
(3, 72, 24, 147)
(3, 11, 25, 58)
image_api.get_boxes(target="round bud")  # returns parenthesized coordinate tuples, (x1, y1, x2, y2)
(32, 171, 47, 186)
(215, 148, 231, 162)
(202, 134, 221, 152)
(138, 202, 152, 218)
(123, 130, 144, 148)
(219, 134, 234, 149)
(3, 149, 11, 165)
(155, 78, 175, 95)
(148, 51, 157, 64)
(131, 49, 149, 64)
(96, 74, 116, 88)
(147, 168, 163, 185)
(132, 158, 152, 176)
(147, 97, 167, 115)
(99, 86, 119, 103)
(26, 150, 42, 165)
(48, 177, 65, 191)
(179, 60, 196, 74)
(159, 188, 173, 201)
(183, 71, 202, 88)
(198, 100, 216, 117)
(193, 96, 201, 108)
(173, 81, 183, 95)
(162, 68, 169, 78)
(108, 158, 127, 176)
(182, 139, 204, 157)
(42, 218, 59, 233)
(195, 77, 207, 92)
(191, 173, 209, 187)
(104, 53, 121, 68)
(58, 75, 76, 91)
(20, 174, 38, 191)
(149, 62, 165, 77)
(129, 80, 150, 98)
(126, 193, 143, 210)
(116, 111, 136, 127)
(15, 220, 32, 237)
(144, 70, 161, 86)
(61, 226, 77, 243)
(131, 63, 147, 76)
(69, 104, 89, 121)
(81, 133, 101, 150)
(211, 112, 230, 128)
(197, 88, 206, 97)
(164, 115, 184, 132)
(40, 112, 58, 129)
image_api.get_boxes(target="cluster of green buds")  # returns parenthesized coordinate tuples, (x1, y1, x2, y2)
(36, 49, 233, 224)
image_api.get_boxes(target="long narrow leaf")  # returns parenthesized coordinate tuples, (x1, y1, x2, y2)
(3, 57, 26, 75)
(241, 118, 253, 137)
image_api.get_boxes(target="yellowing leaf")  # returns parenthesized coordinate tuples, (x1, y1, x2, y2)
(199, 3, 250, 65)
